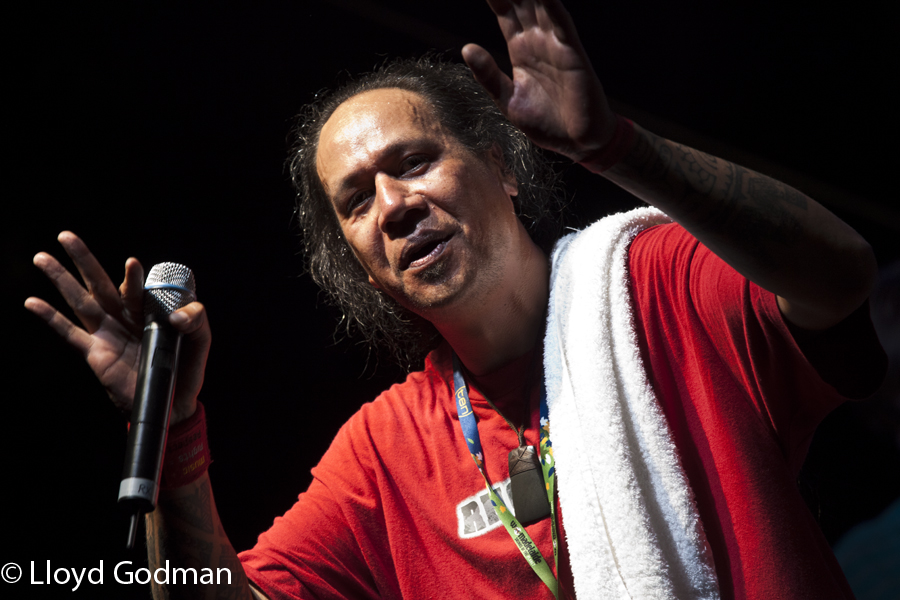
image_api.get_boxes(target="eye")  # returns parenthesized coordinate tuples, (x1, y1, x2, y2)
(346, 189, 373, 213)
(400, 154, 429, 175)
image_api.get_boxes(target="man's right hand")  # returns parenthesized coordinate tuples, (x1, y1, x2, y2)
(25, 231, 211, 425)
(28, 234, 254, 599)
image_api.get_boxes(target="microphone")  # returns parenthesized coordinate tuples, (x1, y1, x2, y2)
(118, 262, 196, 549)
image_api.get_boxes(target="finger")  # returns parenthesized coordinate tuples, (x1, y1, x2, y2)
(33, 251, 107, 332)
(169, 302, 211, 423)
(535, 0, 581, 46)
(169, 302, 211, 343)
(485, 0, 523, 38)
(462, 44, 515, 113)
(57, 231, 123, 315)
(24, 296, 93, 356)
(119, 257, 145, 321)
(509, 0, 540, 31)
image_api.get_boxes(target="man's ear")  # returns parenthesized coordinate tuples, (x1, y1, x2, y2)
(488, 144, 519, 198)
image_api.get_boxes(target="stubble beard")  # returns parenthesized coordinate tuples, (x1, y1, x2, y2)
(397, 259, 457, 311)
(400, 243, 506, 315)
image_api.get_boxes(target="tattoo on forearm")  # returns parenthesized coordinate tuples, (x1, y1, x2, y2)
(747, 175, 808, 210)
(217, 548, 249, 600)
(167, 527, 215, 566)
(169, 480, 215, 535)
(673, 143, 718, 196)
(625, 132, 718, 208)
(146, 477, 250, 599)
(616, 128, 810, 269)
(728, 165, 805, 256)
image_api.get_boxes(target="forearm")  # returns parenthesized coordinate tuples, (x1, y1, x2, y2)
(146, 472, 255, 600)
(597, 122, 877, 329)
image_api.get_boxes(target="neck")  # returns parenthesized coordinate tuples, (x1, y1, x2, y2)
(433, 238, 550, 376)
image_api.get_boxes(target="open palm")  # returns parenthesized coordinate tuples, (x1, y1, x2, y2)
(26, 232, 208, 424)
(463, 0, 615, 162)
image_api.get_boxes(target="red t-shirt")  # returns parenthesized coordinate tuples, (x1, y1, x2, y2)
(240, 223, 884, 599)
(628, 223, 883, 599)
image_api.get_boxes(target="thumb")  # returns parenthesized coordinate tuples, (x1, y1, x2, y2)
(462, 43, 514, 114)
(168, 302, 211, 423)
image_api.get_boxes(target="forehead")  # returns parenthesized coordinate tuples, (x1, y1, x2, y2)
(316, 88, 446, 196)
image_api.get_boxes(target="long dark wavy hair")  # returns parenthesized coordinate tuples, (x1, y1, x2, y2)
(289, 55, 564, 370)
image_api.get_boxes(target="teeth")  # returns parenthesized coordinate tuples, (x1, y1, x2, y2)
(410, 240, 444, 267)
(414, 241, 440, 261)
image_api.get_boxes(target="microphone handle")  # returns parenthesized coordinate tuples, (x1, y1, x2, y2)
(118, 318, 183, 515)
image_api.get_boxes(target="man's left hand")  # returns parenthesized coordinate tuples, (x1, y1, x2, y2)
(462, 0, 615, 163)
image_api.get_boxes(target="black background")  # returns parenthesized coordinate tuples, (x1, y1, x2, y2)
(5, 1, 898, 597)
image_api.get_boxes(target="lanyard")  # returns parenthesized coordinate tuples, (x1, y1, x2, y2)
(452, 354, 559, 598)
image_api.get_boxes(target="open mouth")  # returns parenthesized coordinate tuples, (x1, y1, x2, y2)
(403, 234, 452, 270)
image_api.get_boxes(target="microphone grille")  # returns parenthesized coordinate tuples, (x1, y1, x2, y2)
(143, 262, 197, 317)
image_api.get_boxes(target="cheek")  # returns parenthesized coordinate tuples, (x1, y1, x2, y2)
(456, 164, 517, 224)
(427, 161, 486, 211)
(343, 222, 388, 276)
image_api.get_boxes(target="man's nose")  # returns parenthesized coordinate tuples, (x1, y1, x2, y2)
(375, 174, 427, 238)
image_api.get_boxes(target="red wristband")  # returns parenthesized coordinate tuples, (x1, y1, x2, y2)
(580, 115, 635, 172)
(160, 401, 211, 489)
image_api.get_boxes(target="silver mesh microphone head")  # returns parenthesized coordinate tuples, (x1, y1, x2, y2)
(143, 262, 197, 318)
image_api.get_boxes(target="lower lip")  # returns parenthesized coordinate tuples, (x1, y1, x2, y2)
(408, 239, 449, 270)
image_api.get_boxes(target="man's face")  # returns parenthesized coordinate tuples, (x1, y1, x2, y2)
(316, 88, 521, 317)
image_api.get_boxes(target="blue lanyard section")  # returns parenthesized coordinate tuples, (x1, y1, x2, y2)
(452, 354, 558, 598)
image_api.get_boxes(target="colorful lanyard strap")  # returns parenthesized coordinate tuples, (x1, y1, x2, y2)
(452, 354, 559, 598)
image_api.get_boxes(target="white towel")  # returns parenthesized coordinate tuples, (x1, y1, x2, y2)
(543, 207, 720, 599)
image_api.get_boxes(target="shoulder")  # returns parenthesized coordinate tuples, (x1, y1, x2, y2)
(553, 207, 673, 264)
(628, 220, 699, 274)
(332, 342, 456, 451)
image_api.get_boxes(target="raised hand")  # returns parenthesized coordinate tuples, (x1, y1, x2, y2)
(25, 232, 210, 425)
(462, 0, 616, 162)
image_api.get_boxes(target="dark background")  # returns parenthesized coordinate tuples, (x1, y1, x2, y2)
(5, 1, 898, 597)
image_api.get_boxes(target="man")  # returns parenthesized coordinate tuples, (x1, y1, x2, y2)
(26, 0, 885, 598)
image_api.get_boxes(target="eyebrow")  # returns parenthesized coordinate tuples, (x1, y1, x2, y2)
(328, 137, 439, 205)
